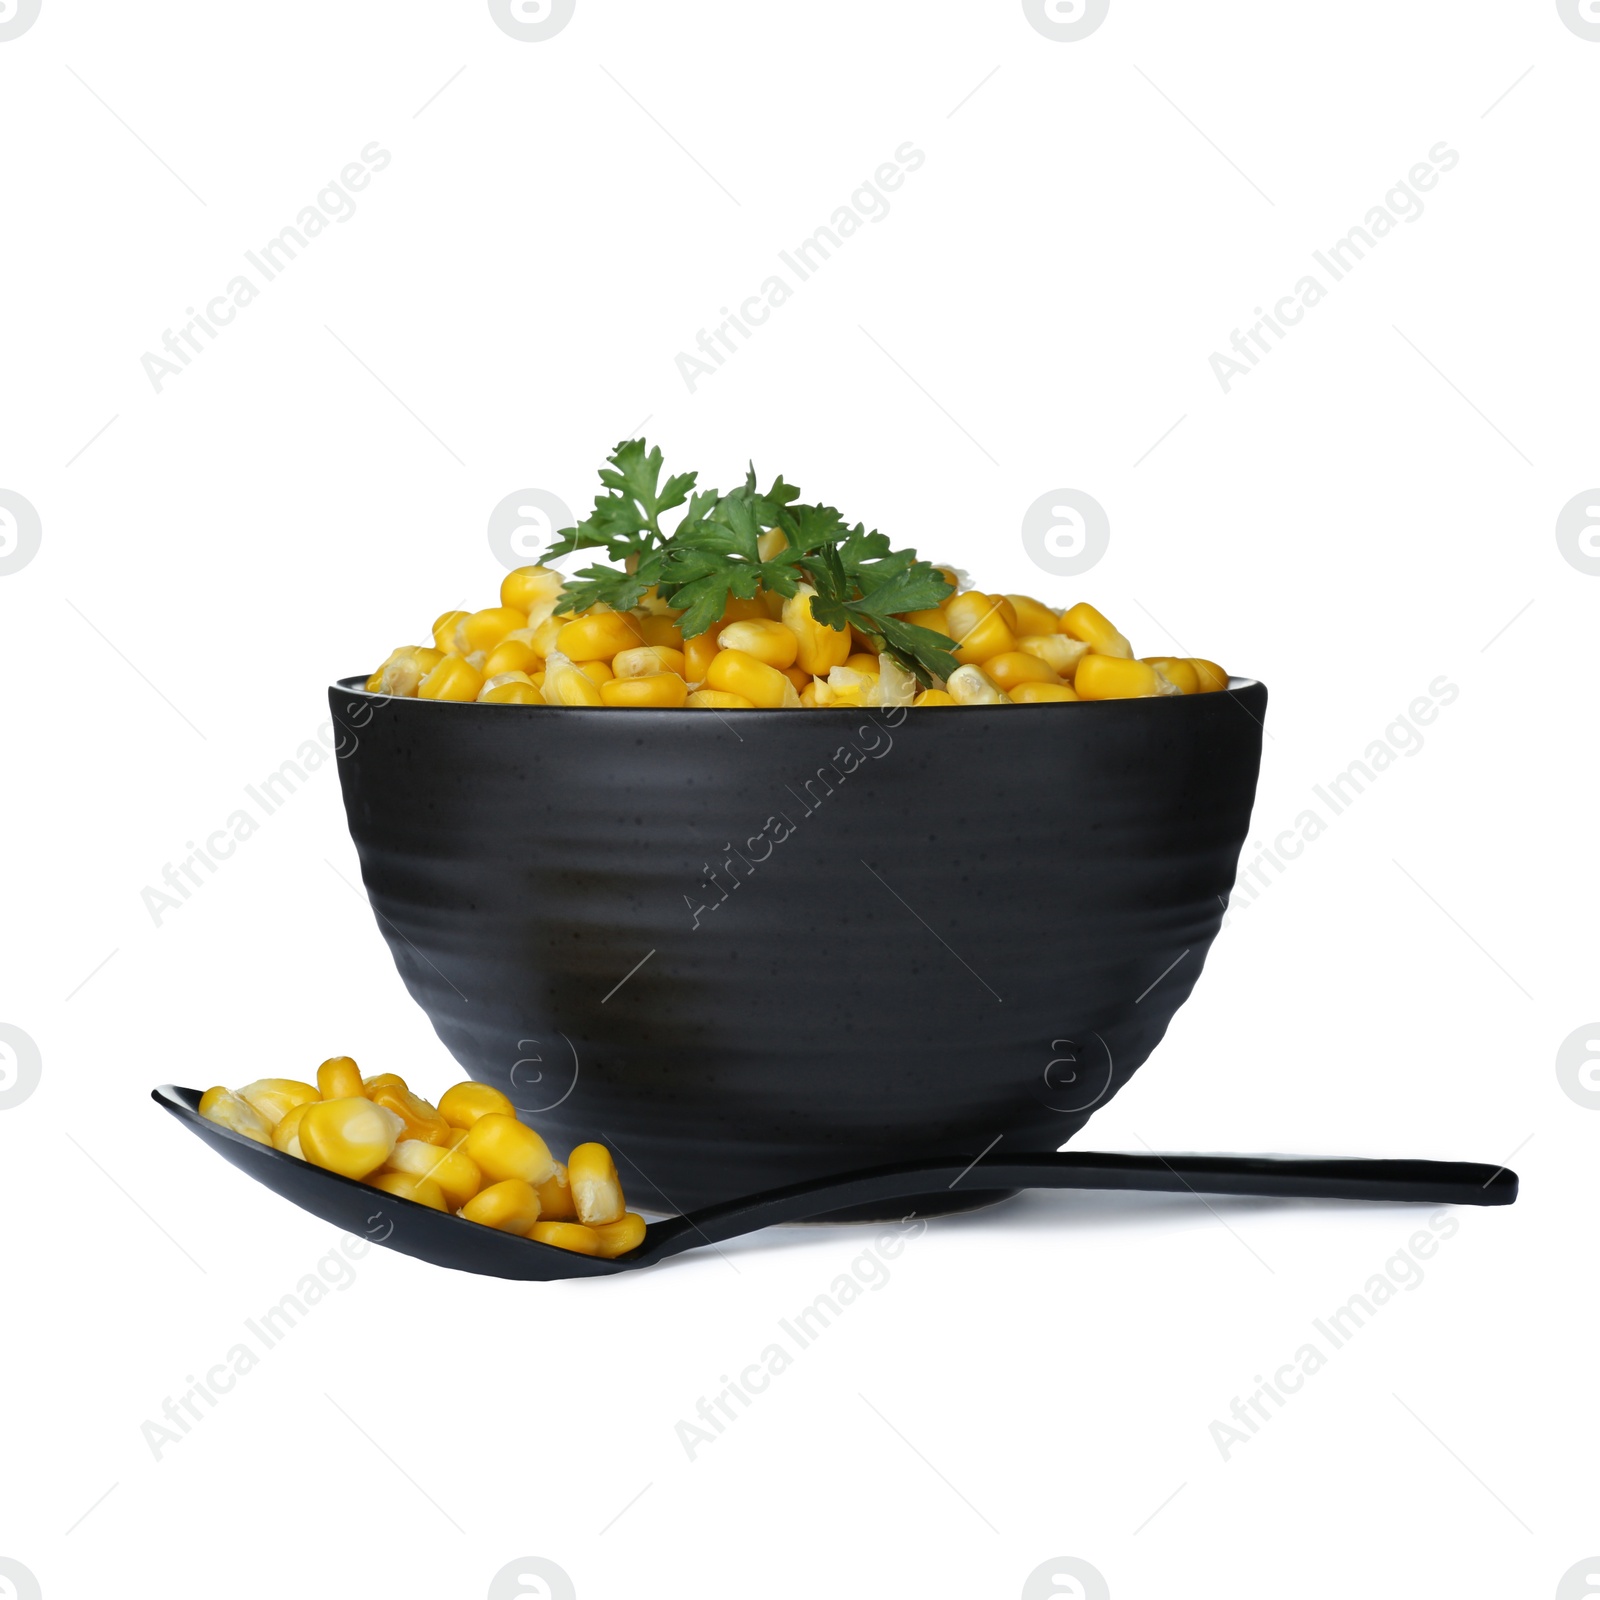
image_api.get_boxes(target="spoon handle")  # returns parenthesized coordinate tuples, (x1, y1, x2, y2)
(642, 1151, 1516, 1261)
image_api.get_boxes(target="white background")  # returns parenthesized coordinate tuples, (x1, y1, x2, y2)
(1, 2, 1595, 1597)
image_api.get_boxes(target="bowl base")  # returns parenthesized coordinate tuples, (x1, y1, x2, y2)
(802, 1186, 1020, 1224)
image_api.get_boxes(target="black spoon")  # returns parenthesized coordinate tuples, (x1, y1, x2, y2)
(154, 1085, 1517, 1282)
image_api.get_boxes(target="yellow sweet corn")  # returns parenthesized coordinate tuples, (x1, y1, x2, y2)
(1074, 655, 1168, 700)
(432, 610, 471, 655)
(460, 1179, 542, 1233)
(526, 1220, 603, 1255)
(982, 652, 1060, 692)
(1190, 658, 1229, 692)
(637, 613, 685, 649)
(198, 1086, 273, 1144)
(568, 1142, 625, 1225)
(717, 619, 799, 669)
(437, 1082, 516, 1130)
(555, 611, 644, 662)
(1010, 682, 1080, 703)
(1006, 594, 1060, 636)
(535, 1163, 576, 1221)
(236, 1078, 321, 1126)
(913, 689, 957, 706)
(782, 585, 852, 677)
(299, 1098, 405, 1180)
(1060, 602, 1132, 659)
(369, 1171, 448, 1212)
(418, 656, 484, 702)
(577, 660, 615, 688)
(899, 607, 952, 637)
(541, 651, 606, 707)
(613, 645, 687, 679)
(500, 565, 565, 627)
(601, 672, 689, 708)
(482, 637, 542, 679)
(461, 607, 529, 655)
(272, 1101, 312, 1156)
(369, 1084, 452, 1146)
(317, 1056, 363, 1100)
(367, 646, 445, 697)
(946, 664, 1008, 705)
(1142, 656, 1200, 694)
(756, 528, 789, 562)
(1017, 634, 1090, 678)
(592, 1213, 648, 1259)
(682, 631, 720, 683)
(362, 1073, 407, 1095)
(945, 592, 1017, 665)
(530, 615, 566, 658)
(706, 649, 801, 709)
(465, 1113, 557, 1186)
(480, 676, 544, 705)
(385, 1139, 483, 1208)
(844, 653, 881, 676)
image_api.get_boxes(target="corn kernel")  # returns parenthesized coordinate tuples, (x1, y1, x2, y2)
(437, 1082, 516, 1130)
(899, 608, 952, 637)
(362, 1073, 407, 1095)
(568, 1142, 625, 1225)
(480, 677, 544, 705)
(1006, 594, 1060, 636)
(601, 672, 689, 708)
(637, 614, 684, 649)
(368, 646, 442, 698)
(236, 1078, 321, 1126)
(385, 1139, 483, 1208)
(932, 564, 966, 593)
(317, 1056, 363, 1100)
(844, 653, 881, 676)
(614, 645, 686, 679)
(717, 596, 769, 626)
(198, 1086, 273, 1144)
(482, 637, 542, 679)
(272, 1101, 311, 1156)
(461, 1179, 542, 1233)
(530, 615, 566, 658)
(1060, 602, 1132, 659)
(526, 1220, 603, 1254)
(982, 652, 1060, 692)
(446, 1126, 471, 1151)
(682, 631, 720, 682)
(461, 607, 529, 655)
(542, 651, 606, 707)
(466, 1113, 557, 1186)
(782, 665, 811, 693)
(707, 649, 801, 709)
(945, 593, 1017, 665)
(1017, 634, 1090, 678)
(591, 1213, 648, 1258)
(419, 656, 484, 702)
(299, 1098, 405, 1179)
(799, 682, 822, 707)
(756, 528, 789, 562)
(500, 565, 565, 626)
(1073, 655, 1165, 700)
(555, 611, 643, 662)
(1189, 658, 1228, 692)
(370, 1084, 452, 1146)
(946, 664, 1008, 705)
(717, 619, 799, 669)
(535, 1162, 577, 1220)
(432, 610, 470, 655)
(913, 689, 957, 706)
(782, 585, 852, 677)
(1009, 682, 1081, 703)
(1142, 656, 1200, 694)
(369, 1171, 448, 1212)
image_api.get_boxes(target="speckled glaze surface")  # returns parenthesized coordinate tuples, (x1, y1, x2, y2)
(330, 678, 1267, 1214)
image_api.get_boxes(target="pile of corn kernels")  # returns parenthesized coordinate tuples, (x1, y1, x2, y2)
(199, 1061, 644, 1259)
(365, 564, 1229, 709)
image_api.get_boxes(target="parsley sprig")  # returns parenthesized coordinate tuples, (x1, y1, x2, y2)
(548, 440, 959, 685)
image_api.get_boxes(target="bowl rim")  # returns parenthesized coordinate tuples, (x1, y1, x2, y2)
(331, 674, 1262, 715)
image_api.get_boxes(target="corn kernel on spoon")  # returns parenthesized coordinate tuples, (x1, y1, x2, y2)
(155, 1085, 1516, 1282)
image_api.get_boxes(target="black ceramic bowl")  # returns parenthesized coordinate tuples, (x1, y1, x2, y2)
(330, 678, 1267, 1215)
